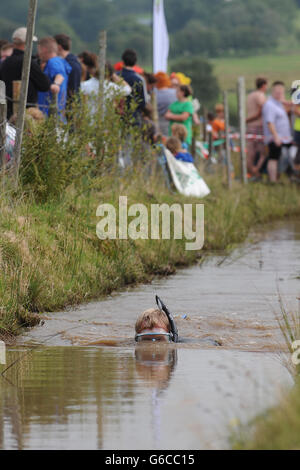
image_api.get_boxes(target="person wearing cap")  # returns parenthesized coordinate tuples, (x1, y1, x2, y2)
(0, 27, 51, 119)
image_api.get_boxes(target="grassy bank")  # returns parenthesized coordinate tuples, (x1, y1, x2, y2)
(211, 52, 300, 124)
(232, 303, 300, 450)
(232, 378, 300, 450)
(212, 52, 300, 92)
(1, 172, 300, 339)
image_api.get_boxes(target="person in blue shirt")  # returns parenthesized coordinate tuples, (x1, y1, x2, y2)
(37, 36, 71, 121)
(166, 136, 194, 163)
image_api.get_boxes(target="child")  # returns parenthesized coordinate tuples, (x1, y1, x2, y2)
(135, 308, 172, 343)
(171, 123, 189, 150)
(166, 136, 194, 163)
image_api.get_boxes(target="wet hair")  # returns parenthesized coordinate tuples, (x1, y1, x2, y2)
(171, 123, 188, 143)
(38, 37, 58, 54)
(135, 308, 170, 334)
(122, 48, 137, 67)
(179, 85, 192, 98)
(54, 34, 72, 52)
(166, 136, 182, 155)
(256, 77, 268, 89)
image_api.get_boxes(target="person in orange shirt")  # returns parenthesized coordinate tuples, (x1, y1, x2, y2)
(207, 104, 225, 140)
(212, 103, 225, 137)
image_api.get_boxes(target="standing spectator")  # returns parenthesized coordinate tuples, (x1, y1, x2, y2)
(154, 72, 176, 137)
(262, 81, 293, 183)
(119, 49, 146, 126)
(0, 40, 8, 65)
(0, 27, 50, 119)
(54, 34, 81, 105)
(80, 56, 131, 117)
(0, 43, 13, 62)
(78, 51, 96, 82)
(246, 77, 268, 178)
(165, 85, 194, 146)
(37, 37, 71, 120)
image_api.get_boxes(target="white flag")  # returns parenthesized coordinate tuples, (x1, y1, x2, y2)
(153, 0, 169, 73)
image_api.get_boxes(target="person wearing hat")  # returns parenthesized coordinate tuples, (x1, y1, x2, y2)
(0, 27, 51, 119)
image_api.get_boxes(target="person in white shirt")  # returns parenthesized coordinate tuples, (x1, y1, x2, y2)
(80, 59, 131, 117)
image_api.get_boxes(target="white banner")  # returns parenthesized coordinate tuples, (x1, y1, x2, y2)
(153, 0, 169, 73)
(164, 148, 211, 198)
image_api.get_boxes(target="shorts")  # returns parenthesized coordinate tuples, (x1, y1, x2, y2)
(267, 142, 292, 161)
(268, 142, 282, 161)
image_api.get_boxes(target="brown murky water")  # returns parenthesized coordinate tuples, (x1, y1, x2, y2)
(0, 220, 299, 449)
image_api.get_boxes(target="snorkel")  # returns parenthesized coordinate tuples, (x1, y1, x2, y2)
(155, 295, 179, 343)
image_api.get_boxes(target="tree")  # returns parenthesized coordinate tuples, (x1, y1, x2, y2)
(170, 56, 220, 107)
(36, 16, 84, 53)
(107, 16, 151, 64)
(66, 0, 116, 43)
(172, 20, 220, 58)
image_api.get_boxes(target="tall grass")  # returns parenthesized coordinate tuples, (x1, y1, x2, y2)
(1, 93, 300, 338)
(231, 297, 300, 450)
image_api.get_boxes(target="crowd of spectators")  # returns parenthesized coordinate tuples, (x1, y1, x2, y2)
(0, 26, 299, 182)
(207, 78, 300, 183)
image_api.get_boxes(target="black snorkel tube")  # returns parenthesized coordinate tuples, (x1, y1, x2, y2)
(156, 295, 179, 343)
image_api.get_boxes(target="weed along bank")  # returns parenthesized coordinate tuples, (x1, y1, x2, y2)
(96, 196, 205, 251)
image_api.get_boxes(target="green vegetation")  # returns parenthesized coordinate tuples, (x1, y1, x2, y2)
(1, 0, 299, 64)
(1, 95, 300, 340)
(212, 53, 300, 93)
(232, 303, 300, 450)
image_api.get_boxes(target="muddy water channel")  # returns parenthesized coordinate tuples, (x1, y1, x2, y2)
(1, 220, 299, 450)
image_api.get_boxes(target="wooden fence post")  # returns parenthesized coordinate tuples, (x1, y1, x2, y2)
(223, 90, 232, 189)
(237, 76, 247, 184)
(98, 30, 107, 120)
(12, 80, 21, 116)
(202, 106, 207, 142)
(0, 81, 7, 183)
(12, 0, 38, 189)
(0, 81, 7, 170)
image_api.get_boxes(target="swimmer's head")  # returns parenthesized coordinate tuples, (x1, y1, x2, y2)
(135, 308, 171, 343)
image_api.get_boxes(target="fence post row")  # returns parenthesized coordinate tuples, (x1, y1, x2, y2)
(237, 76, 247, 184)
(0, 81, 7, 177)
(12, 0, 38, 190)
(223, 90, 232, 190)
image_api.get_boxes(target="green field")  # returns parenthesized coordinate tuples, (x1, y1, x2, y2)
(211, 52, 300, 92)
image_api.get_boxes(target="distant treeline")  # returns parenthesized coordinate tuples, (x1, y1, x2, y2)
(0, 0, 299, 64)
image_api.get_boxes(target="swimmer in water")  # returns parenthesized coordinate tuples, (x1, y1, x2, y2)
(135, 295, 221, 347)
(135, 296, 178, 343)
